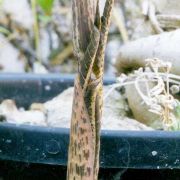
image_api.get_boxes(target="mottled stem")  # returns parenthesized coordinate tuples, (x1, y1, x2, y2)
(67, 0, 114, 179)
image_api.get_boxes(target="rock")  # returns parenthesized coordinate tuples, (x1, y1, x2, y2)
(122, 0, 154, 40)
(44, 86, 153, 130)
(1, 0, 33, 29)
(0, 100, 46, 126)
(151, 0, 180, 15)
(103, 86, 153, 130)
(0, 86, 153, 130)
(30, 103, 46, 112)
(105, 40, 121, 77)
(125, 83, 163, 129)
(44, 87, 73, 128)
(0, 35, 25, 72)
(115, 29, 180, 75)
(33, 62, 48, 74)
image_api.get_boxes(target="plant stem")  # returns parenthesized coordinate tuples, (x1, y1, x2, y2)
(31, 0, 41, 63)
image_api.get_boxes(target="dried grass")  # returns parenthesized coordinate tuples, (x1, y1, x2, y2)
(105, 58, 180, 130)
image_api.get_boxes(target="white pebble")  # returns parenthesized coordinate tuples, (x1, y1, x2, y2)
(152, 151, 158, 156)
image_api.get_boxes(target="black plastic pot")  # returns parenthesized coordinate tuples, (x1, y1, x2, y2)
(0, 73, 180, 180)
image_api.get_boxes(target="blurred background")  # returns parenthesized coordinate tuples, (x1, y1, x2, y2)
(0, 0, 159, 76)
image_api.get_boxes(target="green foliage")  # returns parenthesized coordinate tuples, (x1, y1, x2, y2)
(37, 0, 54, 15)
(175, 103, 180, 120)
(170, 102, 180, 131)
(0, 26, 10, 35)
(38, 14, 52, 24)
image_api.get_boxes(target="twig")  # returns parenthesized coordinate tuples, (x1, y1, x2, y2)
(112, 6, 128, 43)
(50, 43, 73, 65)
(148, 3, 163, 34)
